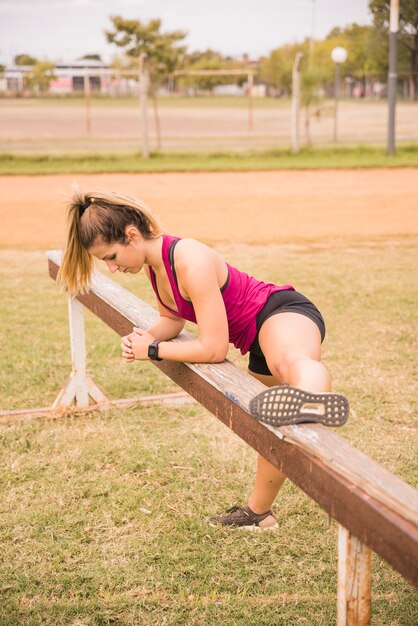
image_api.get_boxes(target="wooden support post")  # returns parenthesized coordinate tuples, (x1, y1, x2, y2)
(84, 72, 91, 135)
(52, 297, 109, 409)
(138, 53, 149, 159)
(337, 525, 372, 626)
(247, 72, 253, 131)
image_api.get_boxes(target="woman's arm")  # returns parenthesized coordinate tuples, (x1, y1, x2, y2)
(121, 303, 185, 363)
(147, 305, 186, 341)
(128, 240, 230, 363)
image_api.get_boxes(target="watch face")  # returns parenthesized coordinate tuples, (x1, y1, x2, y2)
(148, 341, 161, 360)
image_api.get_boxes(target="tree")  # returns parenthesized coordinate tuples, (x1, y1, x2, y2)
(14, 53, 37, 66)
(301, 66, 327, 144)
(106, 16, 187, 86)
(178, 49, 247, 93)
(24, 61, 56, 94)
(106, 16, 187, 150)
(326, 24, 384, 80)
(80, 54, 103, 62)
(369, 0, 418, 99)
(260, 44, 302, 95)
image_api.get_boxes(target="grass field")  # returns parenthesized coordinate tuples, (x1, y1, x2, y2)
(2, 95, 290, 109)
(1, 236, 417, 624)
(0, 140, 416, 621)
(1, 143, 418, 175)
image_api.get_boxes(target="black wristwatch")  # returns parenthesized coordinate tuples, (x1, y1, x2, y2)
(148, 339, 163, 361)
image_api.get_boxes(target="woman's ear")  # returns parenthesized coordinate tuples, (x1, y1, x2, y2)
(125, 225, 141, 243)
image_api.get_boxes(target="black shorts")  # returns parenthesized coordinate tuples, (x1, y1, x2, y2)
(248, 290, 326, 376)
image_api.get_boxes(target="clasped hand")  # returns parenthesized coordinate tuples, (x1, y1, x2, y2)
(121, 327, 155, 363)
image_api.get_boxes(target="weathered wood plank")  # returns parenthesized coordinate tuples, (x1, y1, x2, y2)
(337, 525, 372, 626)
(47, 251, 418, 587)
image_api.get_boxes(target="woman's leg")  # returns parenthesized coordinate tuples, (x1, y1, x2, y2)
(248, 312, 330, 514)
(247, 370, 287, 514)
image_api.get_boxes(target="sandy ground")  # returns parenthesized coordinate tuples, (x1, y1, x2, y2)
(0, 169, 417, 249)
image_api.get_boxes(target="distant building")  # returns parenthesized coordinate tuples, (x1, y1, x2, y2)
(212, 83, 267, 98)
(213, 84, 246, 96)
(0, 65, 26, 93)
(0, 58, 266, 97)
(49, 59, 115, 94)
(0, 59, 135, 95)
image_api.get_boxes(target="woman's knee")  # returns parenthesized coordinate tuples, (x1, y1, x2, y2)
(267, 351, 331, 391)
(267, 351, 308, 382)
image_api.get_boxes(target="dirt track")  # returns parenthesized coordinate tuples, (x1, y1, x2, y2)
(0, 169, 417, 248)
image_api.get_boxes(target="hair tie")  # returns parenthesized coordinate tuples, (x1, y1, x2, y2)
(79, 200, 91, 216)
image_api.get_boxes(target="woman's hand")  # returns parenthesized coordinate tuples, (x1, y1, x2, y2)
(122, 327, 156, 362)
(121, 333, 135, 363)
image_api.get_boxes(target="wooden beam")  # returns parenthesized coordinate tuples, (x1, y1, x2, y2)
(172, 69, 255, 77)
(0, 392, 193, 422)
(47, 251, 418, 588)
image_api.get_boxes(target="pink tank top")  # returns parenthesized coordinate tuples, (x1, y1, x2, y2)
(148, 235, 294, 355)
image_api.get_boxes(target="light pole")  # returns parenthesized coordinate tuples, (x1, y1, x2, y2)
(387, 0, 399, 155)
(331, 46, 348, 142)
(309, 0, 316, 69)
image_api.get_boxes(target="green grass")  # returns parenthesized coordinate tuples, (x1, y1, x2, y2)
(0, 241, 417, 624)
(0, 95, 291, 109)
(4, 95, 418, 109)
(1, 143, 418, 175)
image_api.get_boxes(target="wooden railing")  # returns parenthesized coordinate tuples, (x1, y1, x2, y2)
(47, 250, 418, 625)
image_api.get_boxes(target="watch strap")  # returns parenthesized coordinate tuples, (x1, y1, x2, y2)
(148, 339, 163, 361)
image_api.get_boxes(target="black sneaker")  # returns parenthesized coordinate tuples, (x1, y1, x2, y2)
(209, 505, 278, 531)
(249, 385, 349, 428)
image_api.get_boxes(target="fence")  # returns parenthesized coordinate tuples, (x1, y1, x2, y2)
(2, 98, 418, 156)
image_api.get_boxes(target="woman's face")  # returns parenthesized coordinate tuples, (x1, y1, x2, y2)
(88, 239, 145, 274)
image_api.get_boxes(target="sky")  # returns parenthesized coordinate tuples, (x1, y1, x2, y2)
(0, 0, 372, 65)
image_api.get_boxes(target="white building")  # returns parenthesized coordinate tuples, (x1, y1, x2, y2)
(0, 59, 135, 95)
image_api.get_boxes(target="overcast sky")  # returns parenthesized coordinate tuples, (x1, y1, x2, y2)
(0, 0, 372, 64)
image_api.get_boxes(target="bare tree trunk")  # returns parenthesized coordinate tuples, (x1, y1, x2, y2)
(365, 76, 372, 98)
(409, 76, 415, 101)
(304, 105, 311, 146)
(410, 49, 417, 101)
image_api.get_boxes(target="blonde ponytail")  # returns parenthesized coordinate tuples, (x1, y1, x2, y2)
(57, 189, 162, 296)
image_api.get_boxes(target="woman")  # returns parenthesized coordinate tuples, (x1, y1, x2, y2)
(59, 189, 348, 531)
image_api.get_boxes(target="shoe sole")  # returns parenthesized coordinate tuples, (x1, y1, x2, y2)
(208, 522, 278, 532)
(239, 524, 278, 532)
(249, 385, 349, 427)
